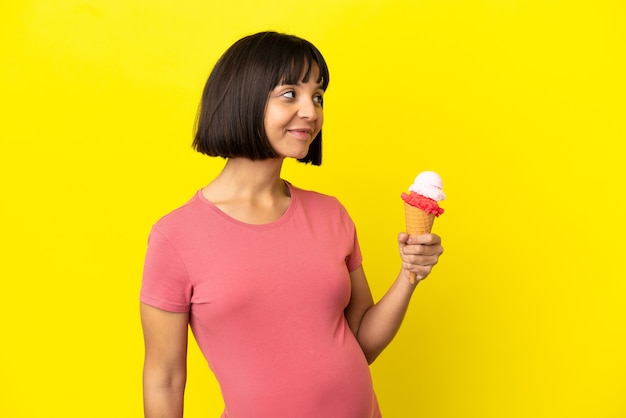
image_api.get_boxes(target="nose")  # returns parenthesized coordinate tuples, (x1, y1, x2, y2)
(297, 98, 319, 121)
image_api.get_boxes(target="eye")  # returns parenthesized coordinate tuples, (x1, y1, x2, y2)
(281, 90, 295, 99)
(313, 93, 324, 105)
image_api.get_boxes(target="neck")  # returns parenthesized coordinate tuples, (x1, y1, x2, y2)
(207, 158, 288, 200)
(202, 158, 292, 224)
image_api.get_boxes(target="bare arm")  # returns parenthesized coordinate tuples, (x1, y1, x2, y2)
(140, 302, 189, 418)
(345, 233, 443, 364)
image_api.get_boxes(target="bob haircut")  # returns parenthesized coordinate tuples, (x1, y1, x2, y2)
(193, 31, 330, 166)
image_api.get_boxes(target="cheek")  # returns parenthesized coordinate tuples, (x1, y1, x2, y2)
(267, 107, 291, 127)
(264, 110, 280, 132)
(317, 110, 324, 129)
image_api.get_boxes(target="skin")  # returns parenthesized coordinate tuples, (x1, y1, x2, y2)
(263, 67, 324, 161)
(141, 62, 444, 417)
(141, 305, 188, 417)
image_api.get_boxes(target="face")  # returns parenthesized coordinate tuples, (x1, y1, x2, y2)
(264, 63, 325, 160)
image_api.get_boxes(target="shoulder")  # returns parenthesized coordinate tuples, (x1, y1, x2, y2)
(290, 184, 345, 211)
(290, 184, 354, 226)
(151, 191, 208, 236)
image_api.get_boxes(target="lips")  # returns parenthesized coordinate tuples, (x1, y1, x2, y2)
(287, 127, 314, 140)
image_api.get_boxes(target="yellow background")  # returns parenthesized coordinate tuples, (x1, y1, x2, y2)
(2, 0, 625, 417)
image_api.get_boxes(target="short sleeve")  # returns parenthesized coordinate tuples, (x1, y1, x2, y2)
(140, 227, 192, 312)
(337, 200, 362, 272)
(346, 227, 363, 272)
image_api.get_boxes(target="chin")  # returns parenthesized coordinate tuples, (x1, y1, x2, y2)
(282, 147, 310, 160)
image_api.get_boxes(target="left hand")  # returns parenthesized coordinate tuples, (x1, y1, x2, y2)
(398, 232, 444, 283)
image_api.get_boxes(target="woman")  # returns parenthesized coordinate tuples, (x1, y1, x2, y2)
(140, 31, 443, 417)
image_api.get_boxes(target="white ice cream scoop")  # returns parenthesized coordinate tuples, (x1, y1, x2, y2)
(408, 171, 446, 201)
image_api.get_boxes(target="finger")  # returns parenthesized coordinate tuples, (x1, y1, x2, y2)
(401, 248, 439, 267)
(403, 255, 440, 269)
(402, 243, 443, 257)
(407, 233, 441, 245)
(397, 232, 409, 245)
(402, 263, 433, 281)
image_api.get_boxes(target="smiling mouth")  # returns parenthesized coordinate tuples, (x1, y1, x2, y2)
(288, 129, 314, 140)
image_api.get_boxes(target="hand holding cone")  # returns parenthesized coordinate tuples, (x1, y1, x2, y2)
(401, 171, 445, 284)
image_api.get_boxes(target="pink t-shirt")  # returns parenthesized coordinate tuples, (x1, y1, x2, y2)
(141, 183, 382, 417)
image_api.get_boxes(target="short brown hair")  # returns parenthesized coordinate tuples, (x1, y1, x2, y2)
(193, 31, 330, 165)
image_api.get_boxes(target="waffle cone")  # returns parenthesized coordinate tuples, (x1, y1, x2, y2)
(404, 202, 435, 235)
(404, 202, 436, 284)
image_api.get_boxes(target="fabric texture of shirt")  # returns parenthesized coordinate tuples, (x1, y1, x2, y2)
(140, 183, 382, 417)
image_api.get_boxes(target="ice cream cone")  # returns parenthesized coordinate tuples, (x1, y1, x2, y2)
(404, 201, 435, 284)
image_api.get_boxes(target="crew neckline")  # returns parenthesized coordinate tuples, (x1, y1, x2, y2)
(195, 181, 298, 229)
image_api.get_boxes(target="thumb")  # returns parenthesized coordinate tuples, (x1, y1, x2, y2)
(398, 232, 409, 245)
